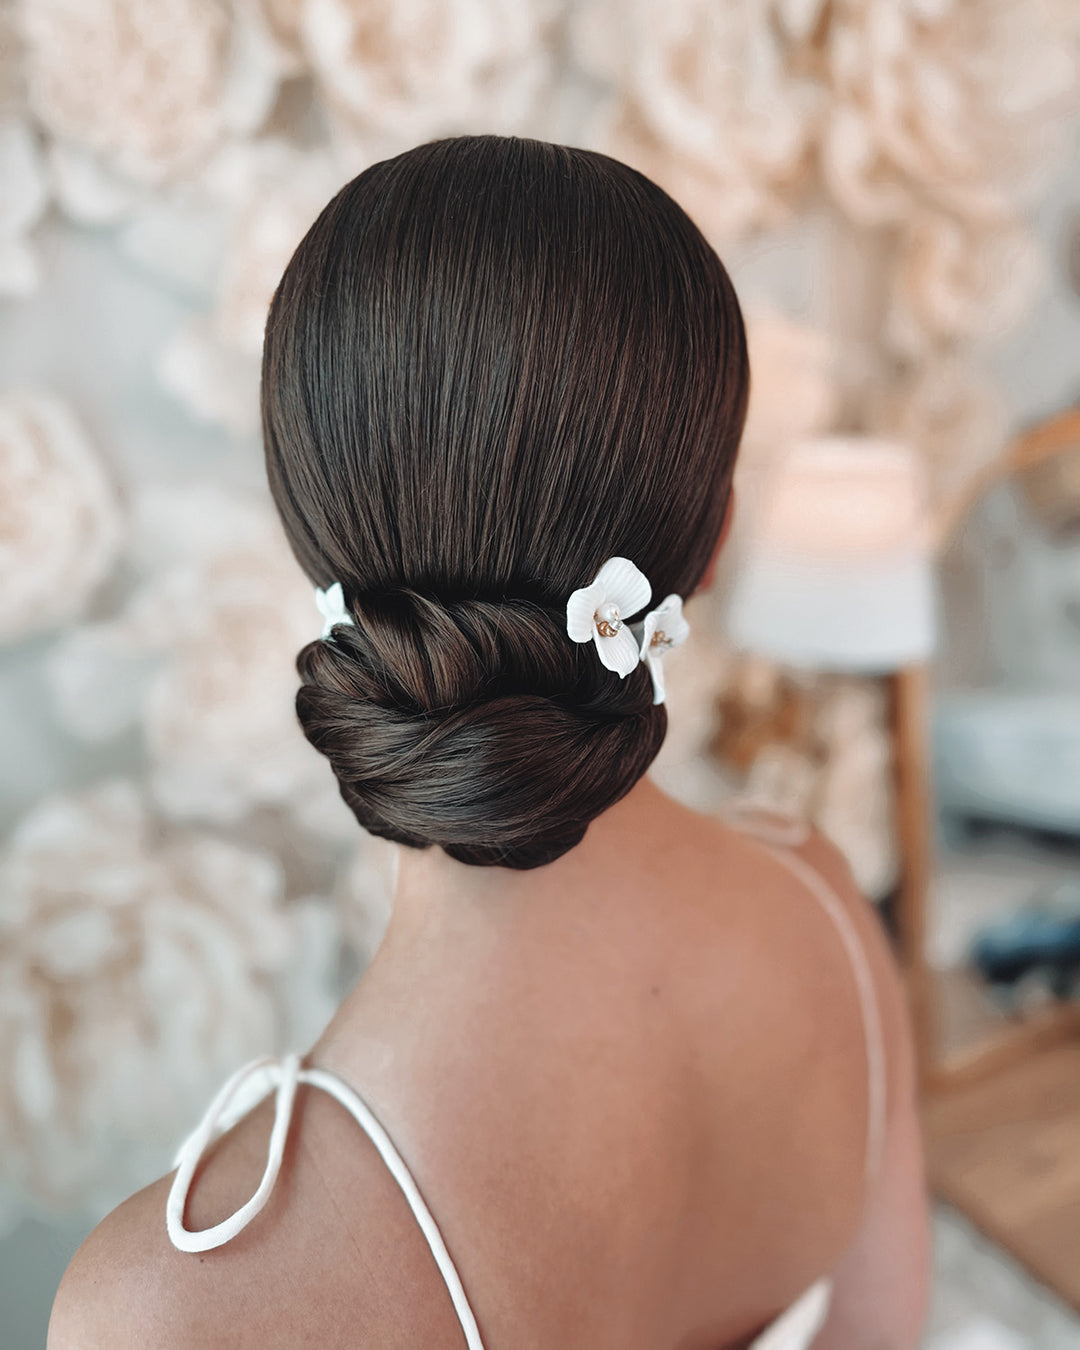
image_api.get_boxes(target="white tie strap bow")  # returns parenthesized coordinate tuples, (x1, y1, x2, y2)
(163, 1054, 490, 1348)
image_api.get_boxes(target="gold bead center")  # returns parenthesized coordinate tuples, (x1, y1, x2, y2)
(595, 602, 622, 638)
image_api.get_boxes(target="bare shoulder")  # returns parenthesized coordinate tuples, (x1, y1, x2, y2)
(692, 810, 911, 1074)
(48, 1173, 189, 1350)
(48, 1094, 290, 1350)
(47, 1085, 472, 1350)
(689, 811, 917, 1194)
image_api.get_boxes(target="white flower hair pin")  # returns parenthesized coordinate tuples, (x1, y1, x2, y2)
(314, 581, 354, 639)
(314, 562, 687, 703)
(631, 593, 690, 705)
(566, 557, 688, 703)
(566, 556, 651, 677)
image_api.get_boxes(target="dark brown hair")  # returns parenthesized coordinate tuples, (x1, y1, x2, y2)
(261, 134, 749, 869)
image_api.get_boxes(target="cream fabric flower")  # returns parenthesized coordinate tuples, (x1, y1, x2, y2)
(0, 1, 49, 293)
(0, 778, 339, 1222)
(299, 0, 559, 156)
(0, 390, 124, 643)
(566, 556, 652, 678)
(570, 0, 820, 248)
(46, 483, 356, 838)
(865, 351, 1009, 543)
(0, 121, 48, 295)
(815, 0, 1080, 355)
(157, 140, 347, 434)
(18, 0, 281, 191)
(633, 593, 690, 705)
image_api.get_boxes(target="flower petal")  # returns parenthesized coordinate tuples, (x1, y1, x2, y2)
(566, 579, 606, 643)
(314, 582, 354, 638)
(595, 557, 651, 620)
(594, 623, 641, 677)
(653, 593, 690, 648)
(314, 586, 331, 616)
(646, 650, 667, 704)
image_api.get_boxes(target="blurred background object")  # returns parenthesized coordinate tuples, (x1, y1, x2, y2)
(914, 408, 1080, 1326)
(727, 435, 935, 671)
(2, 2, 1080, 1345)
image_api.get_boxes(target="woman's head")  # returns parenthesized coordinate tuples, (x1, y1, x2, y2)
(261, 134, 749, 869)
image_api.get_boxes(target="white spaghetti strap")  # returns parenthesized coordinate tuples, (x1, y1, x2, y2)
(756, 842, 888, 1184)
(718, 798, 887, 1182)
(749, 1275, 832, 1350)
(165, 1055, 487, 1350)
(299, 1066, 486, 1350)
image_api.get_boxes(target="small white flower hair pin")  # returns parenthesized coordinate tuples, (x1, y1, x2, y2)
(314, 581, 355, 639)
(566, 556, 652, 677)
(631, 593, 690, 705)
(566, 557, 690, 702)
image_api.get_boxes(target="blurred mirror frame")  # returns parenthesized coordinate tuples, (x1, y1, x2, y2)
(915, 404, 1080, 1314)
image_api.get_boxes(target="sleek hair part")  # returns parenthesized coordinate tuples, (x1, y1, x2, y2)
(261, 134, 749, 869)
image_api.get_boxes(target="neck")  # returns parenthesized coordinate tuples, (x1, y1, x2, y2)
(390, 771, 685, 929)
(309, 773, 695, 1074)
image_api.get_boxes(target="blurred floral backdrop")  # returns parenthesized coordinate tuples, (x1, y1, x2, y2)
(2, 0, 1080, 1240)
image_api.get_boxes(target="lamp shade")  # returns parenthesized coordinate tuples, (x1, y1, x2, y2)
(726, 436, 936, 672)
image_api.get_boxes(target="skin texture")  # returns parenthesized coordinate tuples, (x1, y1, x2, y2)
(47, 506, 931, 1347)
(48, 773, 930, 1350)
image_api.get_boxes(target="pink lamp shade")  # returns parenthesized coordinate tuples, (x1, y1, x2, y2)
(726, 436, 937, 672)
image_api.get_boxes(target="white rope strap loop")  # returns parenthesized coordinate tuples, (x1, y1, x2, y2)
(166, 1052, 301, 1254)
(164, 1056, 487, 1348)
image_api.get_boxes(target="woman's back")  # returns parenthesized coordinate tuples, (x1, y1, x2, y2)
(51, 779, 926, 1349)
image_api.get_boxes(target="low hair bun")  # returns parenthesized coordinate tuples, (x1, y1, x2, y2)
(262, 136, 749, 869)
(295, 589, 666, 869)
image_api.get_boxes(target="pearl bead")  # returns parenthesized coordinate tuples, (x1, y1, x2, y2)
(595, 601, 622, 637)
